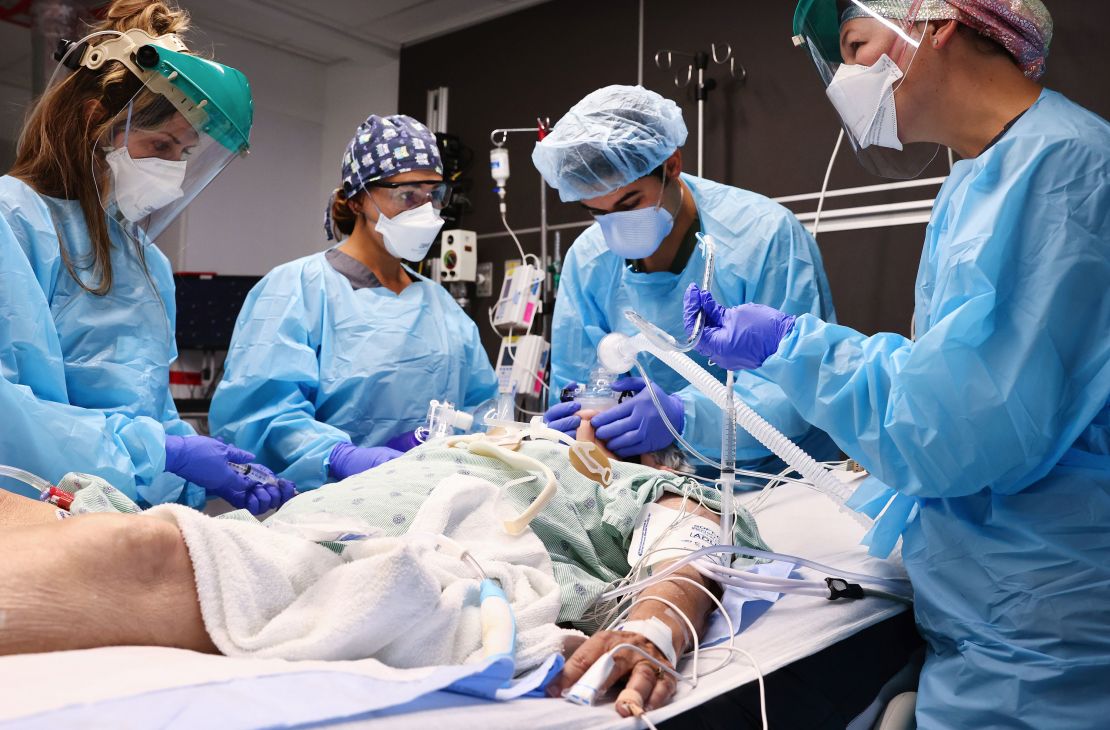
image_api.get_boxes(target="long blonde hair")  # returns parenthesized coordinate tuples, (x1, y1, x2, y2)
(9, 0, 191, 295)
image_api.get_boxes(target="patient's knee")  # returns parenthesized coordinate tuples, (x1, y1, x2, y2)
(77, 514, 188, 585)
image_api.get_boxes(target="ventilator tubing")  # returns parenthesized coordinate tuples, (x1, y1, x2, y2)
(598, 331, 859, 510)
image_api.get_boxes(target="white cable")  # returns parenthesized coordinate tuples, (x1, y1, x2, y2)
(603, 544, 910, 603)
(812, 129, 844, 239)
(501, 208, 529, 264)
(697, 646, 768, 730)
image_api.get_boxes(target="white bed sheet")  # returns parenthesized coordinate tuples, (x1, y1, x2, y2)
(0, 482, 908, 729)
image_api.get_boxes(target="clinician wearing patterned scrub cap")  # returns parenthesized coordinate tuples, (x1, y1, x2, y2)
(684, 2, 1110, 726)
(211, 115, 497, 490)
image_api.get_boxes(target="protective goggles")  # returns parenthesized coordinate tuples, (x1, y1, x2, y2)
(365, 179, 456, 210)
(792, 0, 943, 179)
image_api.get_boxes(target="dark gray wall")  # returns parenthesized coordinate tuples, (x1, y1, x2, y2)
(399, 0, 1110, 360)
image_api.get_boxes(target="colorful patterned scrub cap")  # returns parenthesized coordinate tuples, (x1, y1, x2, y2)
(324, 114, 443, 240)
(842, 0, 1053, 80)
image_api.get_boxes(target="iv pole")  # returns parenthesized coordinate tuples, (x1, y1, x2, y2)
(654, 44, 747, 177)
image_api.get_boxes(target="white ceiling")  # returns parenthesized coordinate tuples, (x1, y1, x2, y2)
(157, 0, 549, 65)
(0, 0, 550, 90)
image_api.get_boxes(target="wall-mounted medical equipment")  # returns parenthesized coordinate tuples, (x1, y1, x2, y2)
(439, 229, 477, 283)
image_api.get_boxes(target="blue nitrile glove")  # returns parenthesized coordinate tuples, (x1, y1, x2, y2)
(544, 397, 582, 439)
(164, 435, 294, 515)
(590, 377, 684, 458)
(683, 283, 796, 371)
(385, 430, 423, 453)
(328, 442, 403, 480)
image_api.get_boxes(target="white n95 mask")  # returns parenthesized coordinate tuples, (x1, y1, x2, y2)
(105, 147, 187, 222)
(826, 54, 904, 151)
(375, 201, 445, 261)
(596, 176, 678, 260)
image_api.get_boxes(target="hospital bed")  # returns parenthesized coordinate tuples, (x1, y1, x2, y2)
(0, 480, 910, 729)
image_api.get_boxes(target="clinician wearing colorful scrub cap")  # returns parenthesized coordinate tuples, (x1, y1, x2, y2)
(211, 115, 497, 491)
(534, 85, 838, 471)
(685, 1, 1110, 726)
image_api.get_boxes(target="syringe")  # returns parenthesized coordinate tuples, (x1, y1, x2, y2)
(227, 461, 280, 487)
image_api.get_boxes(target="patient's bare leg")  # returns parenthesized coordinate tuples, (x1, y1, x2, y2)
(0, 514, 216, 655)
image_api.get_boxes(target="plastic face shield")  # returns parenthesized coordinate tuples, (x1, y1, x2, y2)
(792, 0, 941, 179)
(94, 88, 242, 241)
(71, 29, 251, 241)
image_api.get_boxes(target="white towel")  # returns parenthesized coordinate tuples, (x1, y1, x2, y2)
(149, 476, 581, 672)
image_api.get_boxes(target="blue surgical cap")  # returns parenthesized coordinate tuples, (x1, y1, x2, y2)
(531, 85, 688, 202)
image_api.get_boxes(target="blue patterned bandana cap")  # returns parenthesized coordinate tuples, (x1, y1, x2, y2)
(325, 114, 443, 240)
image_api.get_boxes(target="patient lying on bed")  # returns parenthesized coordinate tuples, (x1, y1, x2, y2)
(0, 413, 766, 717)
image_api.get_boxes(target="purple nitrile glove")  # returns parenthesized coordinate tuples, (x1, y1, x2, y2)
(544, 397, 582, 439)
(234, 461, 298, 515)
(164, 435, 292, 515)
(385, 430, 423, 453)
(328, 442, 403, 481)
(590, 377, 684, 458)
(683, 283, 796, 371)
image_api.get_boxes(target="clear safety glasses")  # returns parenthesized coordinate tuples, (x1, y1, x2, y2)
(366, 180, 456, 211)
(792, 0, 943, 179)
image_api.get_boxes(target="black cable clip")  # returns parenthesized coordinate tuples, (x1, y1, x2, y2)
(825, 577, 865, 601)
(54, 38, 87, 70)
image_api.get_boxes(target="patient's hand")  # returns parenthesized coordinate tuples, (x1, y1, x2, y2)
(548, 494, 721, 715)
(548, 626, 679, 714)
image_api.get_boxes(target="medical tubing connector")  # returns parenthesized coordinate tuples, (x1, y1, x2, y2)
(598, 329, 858, 510)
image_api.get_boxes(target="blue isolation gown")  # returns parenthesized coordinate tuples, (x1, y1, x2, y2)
(760, 90, 1110, 727)
(0, 176, 197, 506)
(209, 250, 498, 491)
(550, 173, 838, 467)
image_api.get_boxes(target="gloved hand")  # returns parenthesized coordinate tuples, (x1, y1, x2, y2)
(544, 395, 582, 439)
(164, 435, 296, 515)
(590, 377, 684, 458)
(385, 430, 423, 453)
(328, 441, 402, 481)
(233, 461, 298, 515)
(683, 283, 796, 371)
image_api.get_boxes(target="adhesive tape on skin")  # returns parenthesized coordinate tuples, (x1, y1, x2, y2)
(628, 502, 720, 569)
(615, 616, 677, 668)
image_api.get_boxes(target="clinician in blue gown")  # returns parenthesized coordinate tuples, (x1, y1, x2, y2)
(533, 85, 838, 467)
(687, 2, 1110, 726)
(0, 5, 291, 514)
(211, 115, 497, 491)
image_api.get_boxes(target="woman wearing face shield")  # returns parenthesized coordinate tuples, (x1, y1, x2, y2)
(209, 115, 498, 491)
(685, 1, 1110, 725)
(0, 0, 294, 516)
(534, 85, 838, 471)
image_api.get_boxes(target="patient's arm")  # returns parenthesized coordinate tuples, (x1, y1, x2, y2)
(0, 489, 64, 527)
(548, 494, 721, 716)
(0, 513, 215, 655)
